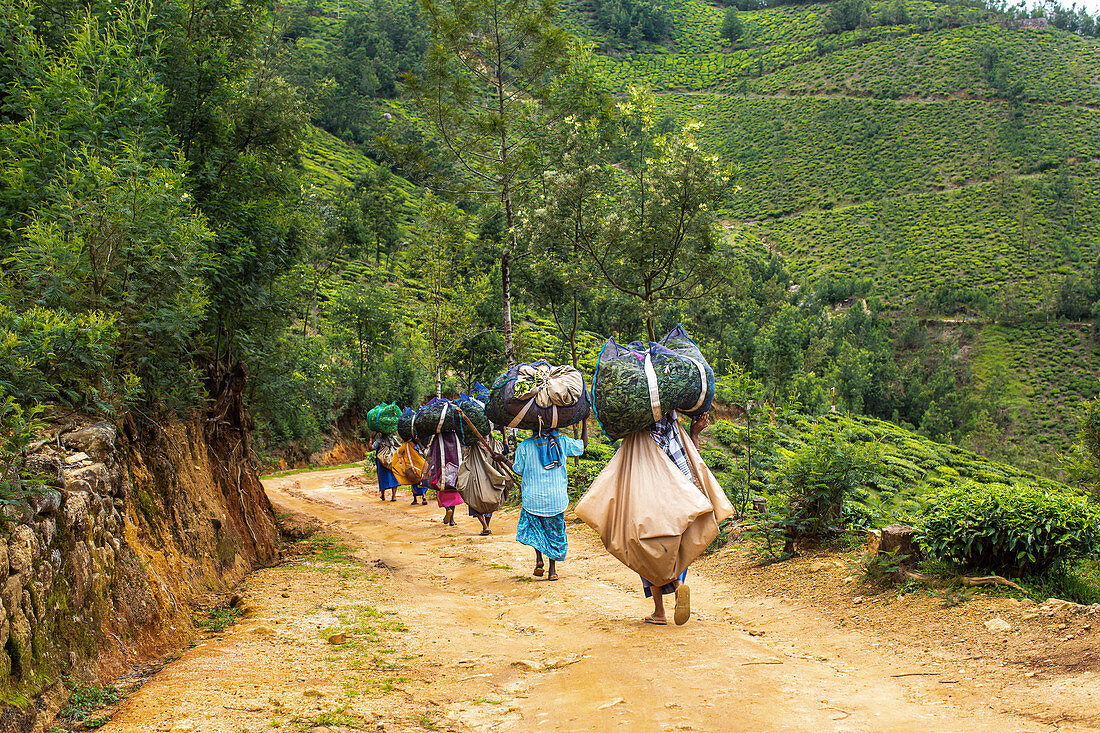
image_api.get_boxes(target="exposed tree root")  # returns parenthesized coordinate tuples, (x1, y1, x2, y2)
(902, 570, 1027, 593)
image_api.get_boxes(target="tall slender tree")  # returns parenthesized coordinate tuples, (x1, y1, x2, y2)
(409, 0, 568, 366)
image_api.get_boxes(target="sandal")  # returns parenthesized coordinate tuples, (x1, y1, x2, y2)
(674, 584, 691, 626)
(533, 565, 545, 577)
(644, 616, 667, 625)
(479, 530, 492, 536)
(547, 572, 559, 581)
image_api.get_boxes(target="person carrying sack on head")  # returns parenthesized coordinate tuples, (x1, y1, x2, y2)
(641, 411, 711, 626)
(372, 432, 401, 502)
(513, 428, 585, 581)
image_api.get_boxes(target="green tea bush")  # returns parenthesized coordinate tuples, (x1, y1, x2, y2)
(919, 480, 1100, 574)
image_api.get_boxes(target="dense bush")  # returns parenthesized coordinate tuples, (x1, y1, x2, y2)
(778, 420, 884, 537)
(919, 480, 1100, 574)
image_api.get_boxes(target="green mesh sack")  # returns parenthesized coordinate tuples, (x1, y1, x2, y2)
(591, 325, 715, 440)
(367, 402, 402, 434)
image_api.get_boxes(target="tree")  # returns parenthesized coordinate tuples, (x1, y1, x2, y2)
(403, 195, 492, 396)
(323, 263, 400, 413)
(823, 0, 870, 32)
(531, 90, 730, 343)
(720, 7, 743, 45)
(409, 0, 569, 366)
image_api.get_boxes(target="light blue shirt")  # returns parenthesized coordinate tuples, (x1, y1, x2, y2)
(513, 435, 584, 516)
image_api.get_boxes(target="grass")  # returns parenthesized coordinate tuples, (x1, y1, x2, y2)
(260, 459, 368, 480)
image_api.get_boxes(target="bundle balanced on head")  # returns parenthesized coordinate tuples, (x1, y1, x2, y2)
(577, 325, 733, 626)
(411, 395, 491, 526)
(486, 362, 591, 581)
(367, 402, 403, 502)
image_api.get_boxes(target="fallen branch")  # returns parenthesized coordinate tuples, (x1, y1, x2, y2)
(890, 671, 942, 677)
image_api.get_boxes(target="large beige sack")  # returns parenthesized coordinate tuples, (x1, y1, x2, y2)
(456, 438, 513, 514)
(575, 422, 732, 586)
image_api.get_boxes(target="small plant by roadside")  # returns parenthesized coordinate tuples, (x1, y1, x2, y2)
(49, 678, 120, 730)
(194, 604, 241, 633)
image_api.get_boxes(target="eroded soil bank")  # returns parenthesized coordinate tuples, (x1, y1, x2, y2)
(100, 464, 1099, 732)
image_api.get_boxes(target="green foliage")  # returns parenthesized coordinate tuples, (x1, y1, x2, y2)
(594, 0, 670, 47)
(56, 678, 120, 727)
(0, 392, 42, 508)
(778, 419, 884, 538)
(194, 605, 242, 633)
(918, 480, 1100, 574)
(531, 89, 731, 341)
(721, 7, 743, 45)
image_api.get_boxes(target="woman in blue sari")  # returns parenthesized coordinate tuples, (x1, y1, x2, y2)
(512, 430, 585, 580)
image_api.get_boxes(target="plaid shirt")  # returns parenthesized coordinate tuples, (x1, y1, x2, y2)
(649, 412, 691, 479)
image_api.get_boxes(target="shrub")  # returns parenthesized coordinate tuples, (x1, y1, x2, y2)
(778, 420, 883, 537)
(919, 480, 1100, 574)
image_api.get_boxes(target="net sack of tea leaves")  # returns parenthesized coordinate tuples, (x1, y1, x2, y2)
(592, 325, 715, 440)
(413, 397, 491, 446)
(485, 361, 590, 433)
(456, 393, 492, 445)
(367, 402, 402, 434)
(471, 381, 490, 403)
(397, 407, 416, 442)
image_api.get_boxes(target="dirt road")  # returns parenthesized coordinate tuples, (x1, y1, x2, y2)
(100, 465, 1096, 732)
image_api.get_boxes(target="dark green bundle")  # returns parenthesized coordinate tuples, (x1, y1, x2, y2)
(397, 407, 416, 442)
(456, 394, 492, 444)
(413, 397, 490, 445)
(366, 402, 402, 434)
(592, 325, 715, 440)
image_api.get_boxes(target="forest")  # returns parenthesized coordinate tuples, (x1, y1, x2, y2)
(4, 0, 1100, 601)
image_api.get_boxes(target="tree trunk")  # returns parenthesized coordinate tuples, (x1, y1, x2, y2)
(502, 217, 517, 368)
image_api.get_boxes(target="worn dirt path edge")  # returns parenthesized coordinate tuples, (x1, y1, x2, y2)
(101, 465, 1096, 733)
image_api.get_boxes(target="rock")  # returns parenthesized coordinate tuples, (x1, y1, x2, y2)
(808, 561, 829, 572)
(229, 593, 243, 608)
(27, 490, 62, 517)
(1041, 598, 1080, 615)
(62, 492, 90, 535)
(281, 591, 290, 598)
(327, 632, 346, 644)
(1021, 609, 1041, 620)
(36, 517, 55, 547)
(24, 455, 65, 489)
(66, 463, 110, 495)
(63, 452, 90, 465)
(984, 618, 1011, 632)
(252, 626, 275, 636)
(62, 422, 117, 463)
(878, 524, 921, 565)
(510, 659, 543, 672)
(865, 529, 882, 554)
(7, 525, 38, 578)
(852, 596, 863, 605)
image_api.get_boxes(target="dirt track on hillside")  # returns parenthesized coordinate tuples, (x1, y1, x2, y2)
(99, 464, 1100, 732)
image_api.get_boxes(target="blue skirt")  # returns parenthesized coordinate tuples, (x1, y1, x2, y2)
(412, 482, 429, 496)
(376, 459, 400, 490)
(642, 569, 688, 598)
(516, 509, 567, 561)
